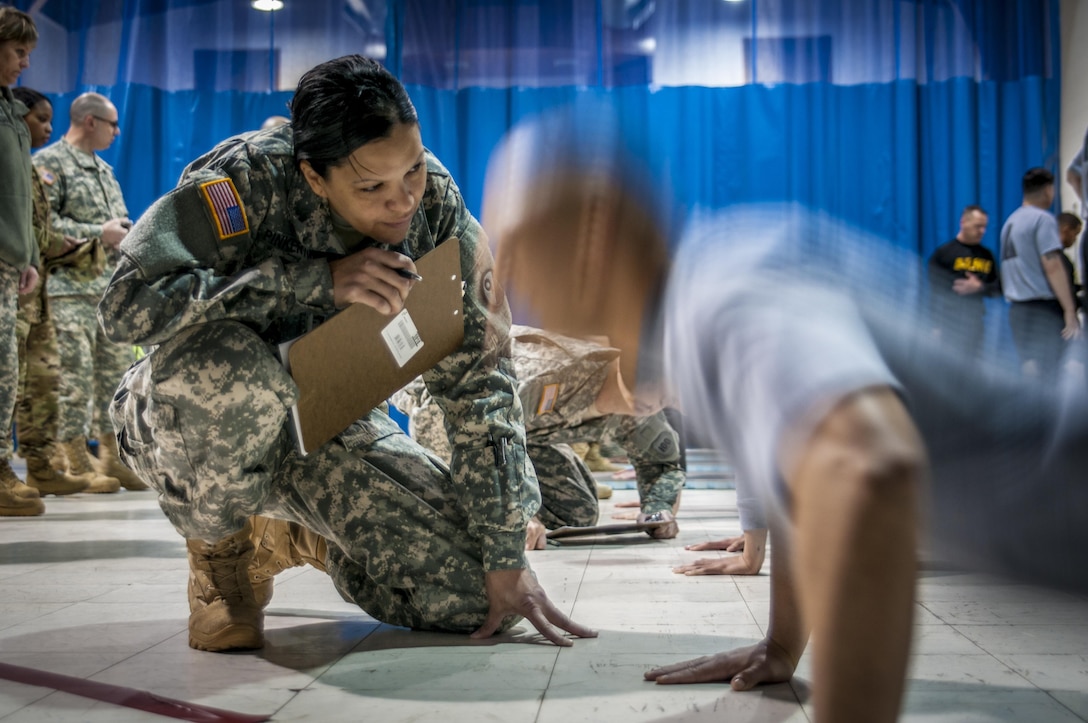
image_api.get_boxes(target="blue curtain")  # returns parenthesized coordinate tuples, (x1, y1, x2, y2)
(14, 0, 1060, 263)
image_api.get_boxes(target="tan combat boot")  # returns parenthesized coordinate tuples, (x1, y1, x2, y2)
(62, 437, 120, 493)
(25, 451, 90, 496)
(7, 464, 39, 499)
(584, 442, 622, 473)
(93, 435, 150, 490)
(0, 458, 45, 516)
(249, 516, 329, 609)
(187, 520, 264, 652)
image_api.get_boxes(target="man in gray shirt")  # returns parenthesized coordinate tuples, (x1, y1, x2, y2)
(999, 167, 1081, 376)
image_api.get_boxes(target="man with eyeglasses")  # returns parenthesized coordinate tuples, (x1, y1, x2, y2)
(32, 91, 145, 493)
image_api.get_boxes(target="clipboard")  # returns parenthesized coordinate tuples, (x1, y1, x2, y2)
(280, 239, 465, 454)
(545, 519, 668, 540)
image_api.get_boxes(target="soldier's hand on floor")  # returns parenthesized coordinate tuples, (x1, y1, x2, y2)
(526, 517, 548, 550)
(685, 535, 745, 553)
(644, 638, 796, 690)
(471, 568, 597, 647)
(328, 246, 420, 314)
(674, 529, 766, 575)
(614, 500, 640, 508)
(611, 509, 639, 521)
(639, 509, 678, 539)
(673, 555, 761, 576)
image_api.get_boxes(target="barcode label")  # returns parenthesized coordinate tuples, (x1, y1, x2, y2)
(381, 308, 425, 367)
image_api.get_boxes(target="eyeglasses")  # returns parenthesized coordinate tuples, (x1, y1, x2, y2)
(92, 115, 120, 130)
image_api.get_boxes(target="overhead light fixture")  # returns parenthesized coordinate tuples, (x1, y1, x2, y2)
(252, 0, 284, 11)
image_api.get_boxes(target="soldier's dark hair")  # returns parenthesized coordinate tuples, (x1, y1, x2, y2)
(11, 86, 48, 112)
(0, 6, 37, 45)
(1022, 167, 1055, 196)
(1058, 212, 1083, 231)
(291, 55, 418, 177)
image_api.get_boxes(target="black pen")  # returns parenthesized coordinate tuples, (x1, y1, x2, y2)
(396, 268, 423, 282)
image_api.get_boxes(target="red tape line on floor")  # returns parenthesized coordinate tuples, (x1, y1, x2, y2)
(0, 662, 269, 722)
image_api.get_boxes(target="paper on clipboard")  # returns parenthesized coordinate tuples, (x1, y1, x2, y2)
(280, 239, 465, 455)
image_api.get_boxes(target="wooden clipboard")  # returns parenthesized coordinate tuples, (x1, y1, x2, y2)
(281, 239, 464, 454)
(545, 520, 668, 540)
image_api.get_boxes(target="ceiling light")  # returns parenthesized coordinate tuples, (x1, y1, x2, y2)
(252, 0, 284, 11)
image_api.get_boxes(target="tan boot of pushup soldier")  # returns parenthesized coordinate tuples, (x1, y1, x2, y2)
(584, 442, 622, 473)
(187, 520, 264, 652)
(249, 516, 329, 609)
(25, 451, 90, 496)
(0, 459, 45, 516)
(62, 437, 120, 493)
(93, 435, 149, 490)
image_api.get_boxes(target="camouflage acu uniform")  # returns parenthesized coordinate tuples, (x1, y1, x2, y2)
(14, 168, 81, 458)
(0, 88, 37, 460)
(32, 138, 135, 443)
(392, 325, 686, 530)
(98, 125, 539, 632)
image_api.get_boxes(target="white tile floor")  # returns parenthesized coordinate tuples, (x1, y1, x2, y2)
(2, 480, 1088, 721)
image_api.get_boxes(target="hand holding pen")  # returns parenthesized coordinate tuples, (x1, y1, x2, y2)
(328, 246, 422, 314)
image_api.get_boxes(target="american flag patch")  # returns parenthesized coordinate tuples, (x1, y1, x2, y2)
(199, 178, 249, 239)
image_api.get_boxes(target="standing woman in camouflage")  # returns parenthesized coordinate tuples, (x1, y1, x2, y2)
(12, 86, 99, 498)
(99, 55, 594, 653)
(0, 6, 42, 516)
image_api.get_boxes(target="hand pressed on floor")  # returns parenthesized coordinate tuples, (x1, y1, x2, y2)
(471, 568, 597, 646)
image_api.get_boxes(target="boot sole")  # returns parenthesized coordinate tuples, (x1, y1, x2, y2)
(0, 503, 46, 516)
(120, 482, 151, 491)
(188, 625, 264, 652)
(85, 484, 122, 494)
(30, 485, 89, 496)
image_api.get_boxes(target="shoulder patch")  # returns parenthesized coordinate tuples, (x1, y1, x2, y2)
(38, 168, 55, 185)
(537, 383, 560, 415)
(199, 178, 249, 240)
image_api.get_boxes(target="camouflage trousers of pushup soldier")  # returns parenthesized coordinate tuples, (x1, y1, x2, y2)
(526, 413, 683, 529)
(111, 320, 513, 633)
(409, 397, 683, 530)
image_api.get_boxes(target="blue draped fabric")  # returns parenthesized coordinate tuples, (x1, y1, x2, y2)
(12, 0, 1060, 262)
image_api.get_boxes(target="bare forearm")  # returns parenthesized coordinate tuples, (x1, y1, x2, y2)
(1042, 253, 1077, 316)
(765, 524, 807, 664)
(1067, 168, 1083, 203)
(787, 388, 920, 723)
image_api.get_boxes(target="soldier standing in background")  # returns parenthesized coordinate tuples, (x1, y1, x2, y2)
(33, 91, 145, 492)
(13, 86, 103, 497)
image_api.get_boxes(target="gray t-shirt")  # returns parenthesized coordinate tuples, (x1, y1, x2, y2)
(1000, 205, 1062, 302)
(662, 209, 899, 530)
(656, 206, 1088, 592)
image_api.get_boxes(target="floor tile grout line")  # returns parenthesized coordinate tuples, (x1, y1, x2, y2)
(535, 530, 616, 723)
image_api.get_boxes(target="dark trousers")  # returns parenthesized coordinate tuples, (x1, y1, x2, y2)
(1008, 299, 1066, 378)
